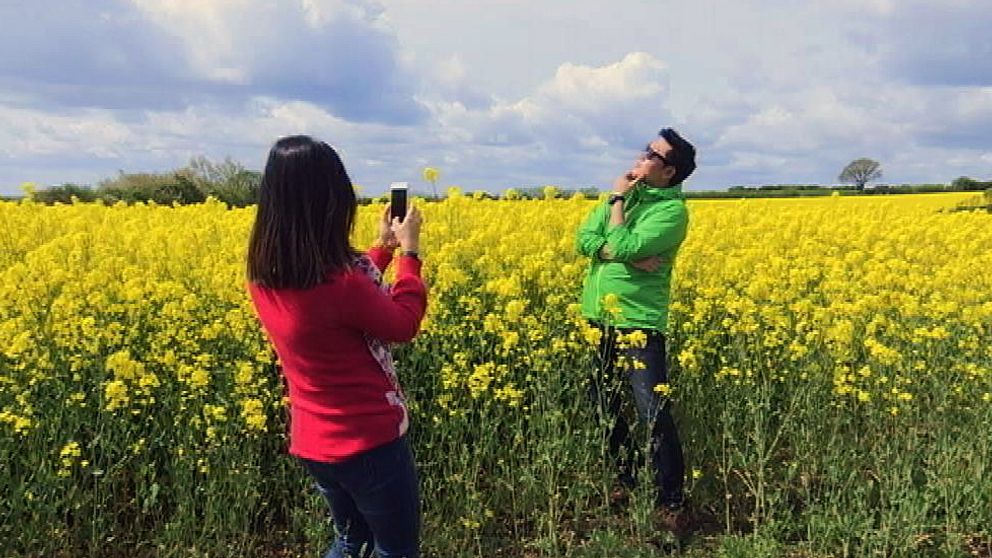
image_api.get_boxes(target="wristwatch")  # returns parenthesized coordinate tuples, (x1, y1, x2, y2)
(401, 250, 420, 260)
(607, 193, 626, 206)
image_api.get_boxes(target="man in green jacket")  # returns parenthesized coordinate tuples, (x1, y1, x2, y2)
(575, 127, 695, 524)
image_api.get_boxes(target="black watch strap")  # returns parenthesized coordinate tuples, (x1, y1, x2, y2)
(401, 250, 420, 260)
(608, 193, 626, 205)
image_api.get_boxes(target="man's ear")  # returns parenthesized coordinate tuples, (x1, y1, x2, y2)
(663, 165, 677, 183)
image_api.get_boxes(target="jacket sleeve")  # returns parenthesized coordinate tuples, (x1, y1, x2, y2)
(575, 203, 609, 259)
(339, 256, 427, 343)
(603, 202, 687, 262)
(366, 245, 394, 273)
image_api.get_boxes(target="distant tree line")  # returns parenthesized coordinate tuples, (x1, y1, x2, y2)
(26, 157, 261, 207)
(687, 183, 955, 199)
(9, 154, 991, 205)
(949, 176, 992, 191)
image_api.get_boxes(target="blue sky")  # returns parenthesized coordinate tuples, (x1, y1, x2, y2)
(1, 0, 990, 195)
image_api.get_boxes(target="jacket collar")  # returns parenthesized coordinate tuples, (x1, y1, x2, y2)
(627, 179, 684, 204)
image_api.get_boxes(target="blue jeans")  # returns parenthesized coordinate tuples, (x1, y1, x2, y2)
(299, 435, 420, 558)
(589, 323, 686, 507)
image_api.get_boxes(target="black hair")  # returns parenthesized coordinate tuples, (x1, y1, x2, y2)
(659, 127, 697, 186)
(247, 135, 358, 289)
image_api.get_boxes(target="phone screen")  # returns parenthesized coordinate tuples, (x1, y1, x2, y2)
(390, 182, 408, 221)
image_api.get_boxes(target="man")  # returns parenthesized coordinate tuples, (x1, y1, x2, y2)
(575, 127, 696, 530)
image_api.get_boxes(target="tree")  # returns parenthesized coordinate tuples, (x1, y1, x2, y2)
(951, 176, 977, 190)
(950, 176, 992, 191)
(185, 156, 261, 206)
(839, 158, 882, 191)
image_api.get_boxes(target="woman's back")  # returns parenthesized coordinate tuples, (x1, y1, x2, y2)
(249, 247, 425, 462)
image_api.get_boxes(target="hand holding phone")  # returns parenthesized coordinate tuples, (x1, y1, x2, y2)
(391, 207, 422, 253)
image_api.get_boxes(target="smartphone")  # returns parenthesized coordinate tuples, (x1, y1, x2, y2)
(390, 182, 408, 221)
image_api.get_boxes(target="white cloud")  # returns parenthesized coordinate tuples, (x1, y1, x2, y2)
(0, 0, 422, 123)
(716, 87, 903, 156)
(418, 54, 493, 110)
(130, 0, 250, 83)
(869, 0, 992, 86)
(1, 51, 675, 191)
(129, 0, 389, 85)
(0, 106, 132, 158)
(827, 0, 896, 16)
(534, 53, 668, 113)
(435, 52, 671, 149)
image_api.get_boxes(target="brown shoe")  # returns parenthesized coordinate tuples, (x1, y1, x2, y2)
(609, 484, 630, 508)
(609, 474, 636, 508)
(655, 505, 692, 538)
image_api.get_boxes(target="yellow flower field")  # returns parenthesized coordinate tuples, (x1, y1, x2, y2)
(1, 191, 989, 557)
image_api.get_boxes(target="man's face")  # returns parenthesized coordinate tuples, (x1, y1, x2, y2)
(631, 137, 677, 187)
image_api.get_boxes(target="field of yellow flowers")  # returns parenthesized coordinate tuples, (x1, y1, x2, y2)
(1, 191, 990, 557)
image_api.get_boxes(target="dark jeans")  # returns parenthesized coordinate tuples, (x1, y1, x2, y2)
(299, 435, 420, 558)
(589, 323, 685, 507)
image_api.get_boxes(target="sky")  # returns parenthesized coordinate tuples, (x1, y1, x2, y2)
(1, 0, 990, 195)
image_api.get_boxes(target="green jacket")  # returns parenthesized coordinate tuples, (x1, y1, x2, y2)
(575, 181, 688, 331)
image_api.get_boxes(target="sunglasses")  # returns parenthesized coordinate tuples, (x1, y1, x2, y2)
(643, 145, 670, 166)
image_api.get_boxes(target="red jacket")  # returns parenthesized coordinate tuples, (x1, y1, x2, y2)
(248, 247, 427, 462)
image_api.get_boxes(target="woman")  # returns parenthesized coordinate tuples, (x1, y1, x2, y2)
(247, 135, 426, 558)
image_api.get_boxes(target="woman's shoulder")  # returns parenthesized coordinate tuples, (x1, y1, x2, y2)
(332, 259, 383, 290)
(247, 254, 372, 295)
(246, 272, 349, 297)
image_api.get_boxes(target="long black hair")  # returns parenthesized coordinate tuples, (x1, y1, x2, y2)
(247, 135, 358, 289)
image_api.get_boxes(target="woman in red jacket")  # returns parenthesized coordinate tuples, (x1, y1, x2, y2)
(247, 135, 427, 558)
